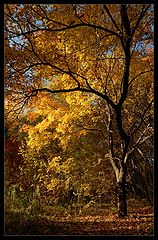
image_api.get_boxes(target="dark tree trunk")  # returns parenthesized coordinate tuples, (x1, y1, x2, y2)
(117, 173, 127, 217)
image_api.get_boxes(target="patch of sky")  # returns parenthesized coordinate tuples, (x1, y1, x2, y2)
(107, 49, 113, 56)
(75, 4, 85, 14)
(151, 25, 154, 32)
(45, 5, 52, 11)
(42, 78, 52, 86)
(36, 20, 43, 26)
(100, 49, 113, 58)
(8, 35, 28, 49)
(132, 35, 153, 54)
(42, 75, 59, 87)
(39, 4, 52, 12)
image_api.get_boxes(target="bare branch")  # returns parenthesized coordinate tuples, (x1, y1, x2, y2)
(103, 5, 120, 32)
(28, 86, 116, 109)
(5, 18, 122, 39)
(131, 5, 152, 37)
(130, 99, 153, 137)
(127, 124, 153, 157)
(129, 69, 153, 87)
(77, 124, 105, 138)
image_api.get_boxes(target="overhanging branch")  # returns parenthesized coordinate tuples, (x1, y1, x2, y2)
(127, 126, 153, 157)
(131, 5, 152, 37)
(77, 124, 105, 138)
(29, 87, 116, 109)
(129, 69, 153, 87)
(5, 12, 122, 40)
(130, 99, 153, 137)
(103, 5, 120, 32)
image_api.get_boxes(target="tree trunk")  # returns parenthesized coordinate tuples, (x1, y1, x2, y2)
(117, 172, 127, 217)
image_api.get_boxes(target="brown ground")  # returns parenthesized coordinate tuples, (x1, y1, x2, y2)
(5, 206, 154, 236)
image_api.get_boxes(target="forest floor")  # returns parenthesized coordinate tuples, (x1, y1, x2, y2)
(5, 202, 154, 236)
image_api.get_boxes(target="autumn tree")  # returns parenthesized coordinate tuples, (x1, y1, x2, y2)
(18, 92, 116, 205)
(4, 4, 154, 217)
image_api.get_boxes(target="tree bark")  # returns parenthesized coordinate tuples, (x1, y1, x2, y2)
(117, 175, 127, 217)
(107, 109, 128, 218)
(117, 166, 127, 217)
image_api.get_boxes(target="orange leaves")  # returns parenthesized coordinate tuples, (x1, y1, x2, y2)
(19, 92, 69, 152)
(147, 47, 153, 55)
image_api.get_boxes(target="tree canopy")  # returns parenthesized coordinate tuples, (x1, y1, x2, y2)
(4, 4, 154, 218)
